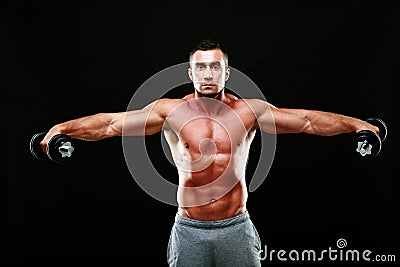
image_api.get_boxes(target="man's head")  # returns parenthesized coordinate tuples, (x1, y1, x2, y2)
(188, 39, 230, 98)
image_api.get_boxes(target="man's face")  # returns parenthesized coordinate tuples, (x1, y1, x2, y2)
(188, 49, 230, 97)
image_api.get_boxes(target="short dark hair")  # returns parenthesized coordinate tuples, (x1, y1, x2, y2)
(189, 38, 229, 66)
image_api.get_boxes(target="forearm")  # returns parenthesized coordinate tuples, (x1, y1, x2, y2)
(302, 110, 378, 136)
(45, 113, 123, 141)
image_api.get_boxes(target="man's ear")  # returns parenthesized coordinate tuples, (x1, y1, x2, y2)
(188, 67, 193, 81)
(225, 67, 230, 81)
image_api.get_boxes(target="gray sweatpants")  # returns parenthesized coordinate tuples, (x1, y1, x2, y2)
(167, 211, 262, 267)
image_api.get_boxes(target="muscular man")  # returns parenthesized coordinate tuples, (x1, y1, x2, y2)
(39, 39, 379, 266)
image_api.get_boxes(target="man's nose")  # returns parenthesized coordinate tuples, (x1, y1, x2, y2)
(204, 66, 213, 79)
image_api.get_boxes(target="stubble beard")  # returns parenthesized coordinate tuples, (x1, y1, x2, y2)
(195, 86, 223, 99)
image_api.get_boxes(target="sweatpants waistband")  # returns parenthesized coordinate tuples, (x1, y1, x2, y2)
(174, 211, 250, 229)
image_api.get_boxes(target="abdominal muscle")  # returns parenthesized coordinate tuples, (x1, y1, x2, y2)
(178, 181, 248, 221)
(176, 155, 249, 221)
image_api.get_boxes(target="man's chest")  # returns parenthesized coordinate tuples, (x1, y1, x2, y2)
(166, 107, 256, 153)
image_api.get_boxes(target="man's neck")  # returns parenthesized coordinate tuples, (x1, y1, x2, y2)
(193, 90, 227, 115)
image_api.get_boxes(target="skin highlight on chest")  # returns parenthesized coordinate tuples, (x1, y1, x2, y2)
(179, 117, 232, 155)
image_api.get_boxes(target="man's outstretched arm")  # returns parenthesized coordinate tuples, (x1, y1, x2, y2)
(40, 99, 176, 152)
(247, 99, 379, 135)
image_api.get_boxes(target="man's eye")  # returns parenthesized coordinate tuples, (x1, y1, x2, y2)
(212, 66, 220, 70)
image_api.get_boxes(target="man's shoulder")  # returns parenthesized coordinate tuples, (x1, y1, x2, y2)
(182, 93, 196, 100)
(229, 98, 273, 117)
(157, 93, 194, 103)
(232, 97, 267, 106)
(229, 96, 257, 107)
(155, 98, 186, 110)
(225, 94, 259, 104)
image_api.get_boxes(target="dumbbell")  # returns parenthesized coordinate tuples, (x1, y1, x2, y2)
(30, 132, 75, 163)
(355, 117, 387, 158)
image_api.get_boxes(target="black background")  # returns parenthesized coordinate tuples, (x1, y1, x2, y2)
(2, 1, 399, 266)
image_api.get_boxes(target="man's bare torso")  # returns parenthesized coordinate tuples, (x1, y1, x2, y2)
(161, 93, 258, 220)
